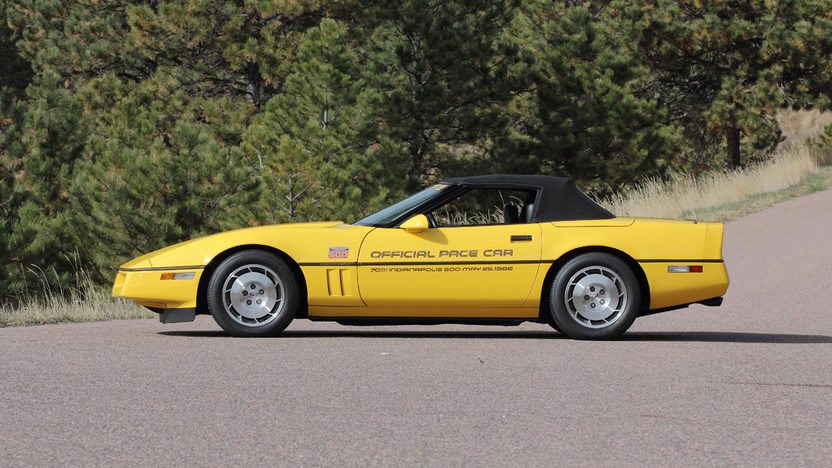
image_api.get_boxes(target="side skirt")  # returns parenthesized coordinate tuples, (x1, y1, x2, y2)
(307, 316, 532, 327)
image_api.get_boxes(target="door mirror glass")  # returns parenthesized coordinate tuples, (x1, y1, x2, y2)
(400, 214, 429, 233)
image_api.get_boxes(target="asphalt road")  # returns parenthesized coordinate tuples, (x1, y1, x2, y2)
(2, 191, 832, 467)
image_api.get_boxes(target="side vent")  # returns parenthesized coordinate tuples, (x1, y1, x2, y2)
(326, 269, 354, 297)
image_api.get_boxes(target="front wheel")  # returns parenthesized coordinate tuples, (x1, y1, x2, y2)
(206, 250, 299, 337)
(548, 253, 640, 340)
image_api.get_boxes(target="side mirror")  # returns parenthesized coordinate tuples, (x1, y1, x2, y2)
(400, 214, 429, 233)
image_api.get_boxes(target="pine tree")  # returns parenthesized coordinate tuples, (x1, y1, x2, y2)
(614, 0, 832, 169)
(493, 1, 680, 194)
(240, 18, 406, 224)
(354, 0, 525, 188)
(4, 0, 315, 290)
(126, 0, 325, 109)
(0, 93, 24, 298)
(72, 75, 260, 279)
(0, 2, 32, 93)
(4, 66, 94, 297)
(0, 2, 32, 298)
(3, 0, 831, 303)
(4, 0, 136, 297)
(10, 0, 140, 77)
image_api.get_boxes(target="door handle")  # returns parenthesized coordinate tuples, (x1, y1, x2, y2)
(511, 235, 533, 242)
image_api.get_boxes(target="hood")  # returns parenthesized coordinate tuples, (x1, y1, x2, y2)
(119, 221, 367, 270)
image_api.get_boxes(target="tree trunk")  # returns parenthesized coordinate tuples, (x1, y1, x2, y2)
(407, 145, 424, 191)
(246, 62, 261, 110)
(726, 126, 741, 170)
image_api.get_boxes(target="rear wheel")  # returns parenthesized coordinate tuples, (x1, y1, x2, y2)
(548, 253, 640, 340)
(206, 250, 299, 337)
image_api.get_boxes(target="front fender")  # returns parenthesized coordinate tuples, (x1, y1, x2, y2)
(118, 222, 371, 269)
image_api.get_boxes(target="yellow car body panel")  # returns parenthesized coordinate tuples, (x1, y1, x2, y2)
(113, 222, 374, 311)
(638, 262, 729, 310)
(309, 306, 540, 319)
(355, 223, 543, 309)
(113, 217, 728, 317)
(112, 176, 729, 328)
(112, 268, 204, 310)
(521, 218, 728, 310)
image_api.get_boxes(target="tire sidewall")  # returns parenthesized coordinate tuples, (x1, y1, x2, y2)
(206, 250, 299, 337)
(549, 253, 640, 340)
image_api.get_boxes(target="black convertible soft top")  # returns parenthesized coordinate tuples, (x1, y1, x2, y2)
(440, 174, 614, 222)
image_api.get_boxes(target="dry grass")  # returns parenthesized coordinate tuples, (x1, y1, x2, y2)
(601, 142, 832, 221)
(808, 127, 832, 166)
(0, 279, 152, 327)
(777, 109, 832, 150)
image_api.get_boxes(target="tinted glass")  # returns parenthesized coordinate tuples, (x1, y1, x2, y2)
(354, 184, 449, 227)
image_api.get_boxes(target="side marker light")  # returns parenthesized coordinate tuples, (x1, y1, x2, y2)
(160, 272, 196, 280)
(668, 265, 703, 273)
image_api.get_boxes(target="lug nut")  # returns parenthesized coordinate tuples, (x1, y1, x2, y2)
(590, 286, 596, 292)
(600, 289, 605, 295)
(242, 290, 248, 296)
(584, 295, 590, 300)
(251, 284, 256, 290)
(256, 299, 262, 304)
(590, 303, 596, 308)
(600, 299, 605, 304)
(246, 300, 252, 305)
(259, 289, 264, 294)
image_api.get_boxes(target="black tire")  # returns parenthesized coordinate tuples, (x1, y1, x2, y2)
(545, 316, 562, 333)
(206, 250, 300, 337)
(548, 253, 640, 340)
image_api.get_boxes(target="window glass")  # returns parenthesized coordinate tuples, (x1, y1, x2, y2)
(354, 184, 449, 226)
(430, 188, 534, 227)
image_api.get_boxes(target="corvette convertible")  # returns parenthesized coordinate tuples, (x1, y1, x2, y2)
(112, 175, 729, 339)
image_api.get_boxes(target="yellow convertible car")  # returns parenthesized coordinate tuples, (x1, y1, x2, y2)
(112, 175, 729, 339)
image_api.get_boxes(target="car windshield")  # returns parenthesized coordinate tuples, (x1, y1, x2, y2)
(354, 184, 450, 227)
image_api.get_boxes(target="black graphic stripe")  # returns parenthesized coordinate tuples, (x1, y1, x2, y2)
(300, 258, 724, 267)
(300, 262, 358, 267)
(637, 259, 724, 263)
(300, 260, 541, 267)
(362, 259, 542, 266)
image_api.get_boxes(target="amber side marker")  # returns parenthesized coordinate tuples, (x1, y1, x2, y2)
(160, 272, 196, 280)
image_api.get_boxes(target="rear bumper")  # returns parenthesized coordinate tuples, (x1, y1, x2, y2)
(698, 296, 723, 307)
(640, 296, 724, 316)
(639, 297, 722, 317)
(640, 260, 729, 311)
(112, 266, 204, 311)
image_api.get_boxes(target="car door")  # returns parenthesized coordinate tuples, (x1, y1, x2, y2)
(357, 187, 543, 310)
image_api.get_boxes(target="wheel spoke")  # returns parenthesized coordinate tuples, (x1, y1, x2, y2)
(221, 263, 285, 328)
(563, 265, 627, 329)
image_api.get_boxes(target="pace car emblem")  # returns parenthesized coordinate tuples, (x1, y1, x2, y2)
(328, 247, 350, 259)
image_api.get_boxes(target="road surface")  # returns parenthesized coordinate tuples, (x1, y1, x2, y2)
(2, 190, 831, 467)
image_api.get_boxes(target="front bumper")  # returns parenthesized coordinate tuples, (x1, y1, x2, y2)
(112, 266, 204, 313)
(145, 306, 197, 323)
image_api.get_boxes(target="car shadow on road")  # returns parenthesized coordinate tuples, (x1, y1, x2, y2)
(620, 331, 832, 344)
(159, 329, 832, 343)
